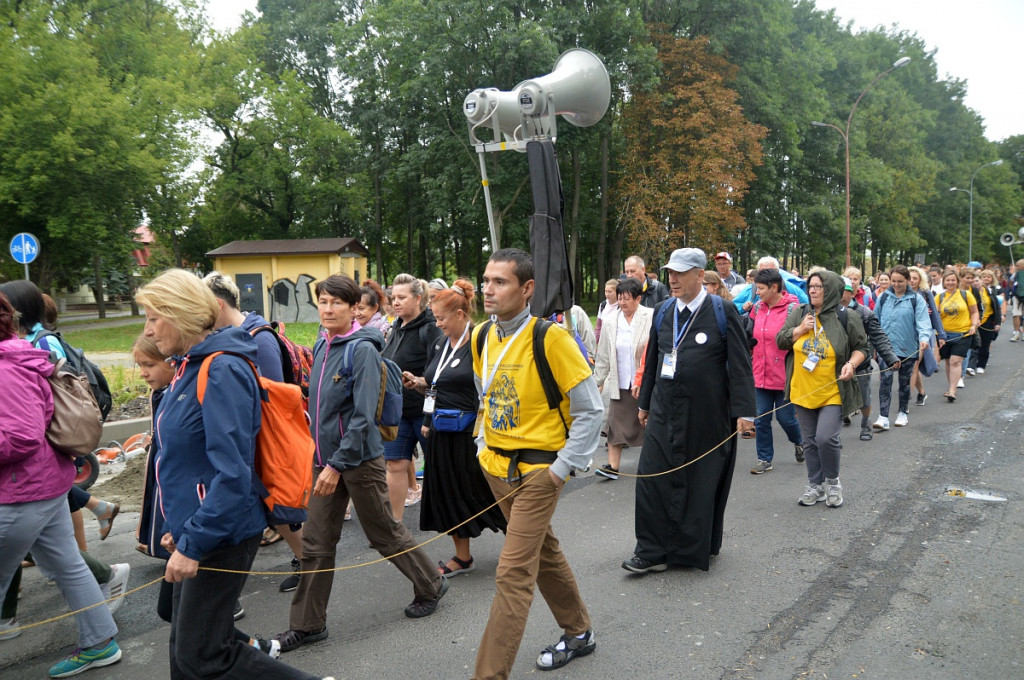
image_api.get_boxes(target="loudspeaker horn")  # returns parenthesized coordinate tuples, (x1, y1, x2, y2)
(517, 48, 611, 133)
(464, 87, 524, 143)
(1001, 232, 1017, 247)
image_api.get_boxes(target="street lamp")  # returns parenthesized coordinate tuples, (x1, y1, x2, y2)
(812, 56, 911, 269)
(950, 159, 1003, 262)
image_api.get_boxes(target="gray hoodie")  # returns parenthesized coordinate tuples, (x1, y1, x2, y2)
(309, 323, 386, 471)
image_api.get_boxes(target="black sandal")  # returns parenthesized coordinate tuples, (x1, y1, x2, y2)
(945, 393, 956, 403)
(438, 555, 475, 576)
(273, 627, 328, 653)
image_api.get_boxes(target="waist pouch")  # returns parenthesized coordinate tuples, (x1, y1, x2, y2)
(491, 447, 558, 482)
(432, 409, 477, 433)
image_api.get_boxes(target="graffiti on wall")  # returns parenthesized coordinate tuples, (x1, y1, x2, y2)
(270, 274, 318, 323)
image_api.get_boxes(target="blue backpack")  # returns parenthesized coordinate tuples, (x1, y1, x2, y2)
(339, 339, 403, 441)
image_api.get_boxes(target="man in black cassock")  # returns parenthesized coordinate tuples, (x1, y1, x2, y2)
(623, 247, 756, 574)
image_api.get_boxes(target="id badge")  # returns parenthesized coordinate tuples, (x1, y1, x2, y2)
(423, 388, 437, 414)
(802, 353, 820, 372)
(661, 351, 677, 378)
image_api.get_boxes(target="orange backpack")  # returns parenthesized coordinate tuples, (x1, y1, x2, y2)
(197, 352, 313, 526)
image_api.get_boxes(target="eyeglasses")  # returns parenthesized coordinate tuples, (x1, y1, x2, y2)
(807, 284, 823, 290)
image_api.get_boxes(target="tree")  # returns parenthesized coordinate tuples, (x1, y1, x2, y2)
(616, 27, 767, 259)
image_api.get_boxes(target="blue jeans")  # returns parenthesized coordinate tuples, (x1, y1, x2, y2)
(754, 388, 802, 463)
(382, 416, 428, 461)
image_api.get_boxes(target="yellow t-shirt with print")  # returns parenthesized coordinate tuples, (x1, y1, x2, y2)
(790, 324, 841, 409)
(938, 289, 976, 334)
(473, 317, 593, 480)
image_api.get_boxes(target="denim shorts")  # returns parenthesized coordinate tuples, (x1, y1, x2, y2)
(382, 416, 428, 461)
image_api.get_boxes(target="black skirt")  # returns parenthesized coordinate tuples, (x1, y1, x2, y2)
(420, 429, 508, 539)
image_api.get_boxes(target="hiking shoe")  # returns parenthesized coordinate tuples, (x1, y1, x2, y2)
(279, 557, 300, 593)
(915, 393, 927, 407)
(233, 600, 245, 621)
(794, 444, 805, 463)
(404, 576, 449, 618)
(274, 627, 328, 653)
(894, 412, 908, 427)
(957, 378, 965, 389)
(252, 636, 281, 659)
(594, 464, 619, 480)
(825, 478, 843, 508)
(0, 617, 21, 641)
(798, 484, 826, 506)
(49, 639, 122, 677)
(966, 367, 976, 377)
(621, 555, 667, 574)
(872, 416, 889, 431)
(536, 630, 596, 671)
(750, 459, 772, 475)
(100, 563, 130, 616)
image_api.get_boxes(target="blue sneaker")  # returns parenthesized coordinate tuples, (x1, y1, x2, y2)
(49, 639, 122, 677)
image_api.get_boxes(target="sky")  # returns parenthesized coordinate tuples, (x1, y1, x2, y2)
(205, 0, 1022, 142)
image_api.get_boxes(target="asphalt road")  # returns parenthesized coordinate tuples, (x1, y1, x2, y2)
(3, 341, 1022, 680)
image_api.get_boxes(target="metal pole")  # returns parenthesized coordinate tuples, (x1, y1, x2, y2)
(24, 263, 29, 281)
(844, 136, 851, 269)
(968, 175, 975, 263)
(477, 151, 499, 252)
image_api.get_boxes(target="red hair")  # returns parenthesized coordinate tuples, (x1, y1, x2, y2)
(431, 278, 476, 316)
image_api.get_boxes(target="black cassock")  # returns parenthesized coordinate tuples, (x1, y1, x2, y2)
(635, 297, 756, 570)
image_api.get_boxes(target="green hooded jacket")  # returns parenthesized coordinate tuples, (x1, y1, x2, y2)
(776, 270, 870, 418)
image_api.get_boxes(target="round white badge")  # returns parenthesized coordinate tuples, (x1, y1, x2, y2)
(451, 359, 461, 368)
(695, 332, 708, 345)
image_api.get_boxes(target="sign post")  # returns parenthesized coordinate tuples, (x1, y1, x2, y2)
(9, 232, 40, 280)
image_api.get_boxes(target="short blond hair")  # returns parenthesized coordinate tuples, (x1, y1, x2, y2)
(136, 269, 220, 348)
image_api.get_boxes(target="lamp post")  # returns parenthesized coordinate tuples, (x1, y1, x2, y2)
(950, 159, 1003, 263)
(812, 56, 911, 269)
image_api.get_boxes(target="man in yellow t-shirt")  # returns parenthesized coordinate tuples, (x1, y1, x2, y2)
(470, 248, 603, 679)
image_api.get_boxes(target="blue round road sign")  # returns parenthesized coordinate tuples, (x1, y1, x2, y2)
(10, 232, 40, 265)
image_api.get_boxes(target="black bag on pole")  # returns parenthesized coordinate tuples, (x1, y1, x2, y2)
(526, 140, 574, 319)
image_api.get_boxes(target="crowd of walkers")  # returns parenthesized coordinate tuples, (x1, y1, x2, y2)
(1, 251, 1021, 680)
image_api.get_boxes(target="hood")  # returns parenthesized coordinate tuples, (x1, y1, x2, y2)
(780, 269, 807, 291)
(181, 325, 260, 362)
(812, 270, 844, 314)
(0, 337, 56, 377)
(772, 290, 801, 308)
(325, 323, 385, 351)
(395, 308, 435, 332)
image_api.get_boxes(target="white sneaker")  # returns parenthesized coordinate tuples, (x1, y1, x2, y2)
(872, 416, 890, 431)
(1012, 331, 1020, 342)
(957, 378, 965, 389)
(0, 617, 21, 640)
(100, 563, 130, 615)
(894, 412, 908, 427)
(825, 478, 844, 508)
(966, 368, 976, 377)
(977, 368, 985, 374)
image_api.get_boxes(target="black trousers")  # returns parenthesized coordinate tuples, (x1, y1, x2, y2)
(168, 535, 315, 680)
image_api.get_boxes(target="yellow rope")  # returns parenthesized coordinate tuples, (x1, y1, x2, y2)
(10, 344, 930, 631)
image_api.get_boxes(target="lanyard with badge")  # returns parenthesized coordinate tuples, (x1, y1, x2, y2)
(423, 323, 470, 414)
(802, 315, 825, 372)
(481, 318, 530, 398)
(661, 299, 703, 378)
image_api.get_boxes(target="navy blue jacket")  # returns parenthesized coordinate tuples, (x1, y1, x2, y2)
(153, 327, 266, 560)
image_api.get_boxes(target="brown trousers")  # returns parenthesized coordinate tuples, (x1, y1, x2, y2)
(472, 468, 591, 680)
(288, 456, 442, 632)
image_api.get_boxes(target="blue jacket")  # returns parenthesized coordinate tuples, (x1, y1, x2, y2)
(732, 276, 808, 312)
(153, 327, 266, 560)
(309, 323, 386, 471)
(874, 289, 931, 358)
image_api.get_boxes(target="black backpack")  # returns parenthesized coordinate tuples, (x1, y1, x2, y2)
(35, 331, 113, 421)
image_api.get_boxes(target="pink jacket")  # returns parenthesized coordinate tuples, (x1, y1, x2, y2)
(749, 291, 800, 391)
(0, 337, 73, 504)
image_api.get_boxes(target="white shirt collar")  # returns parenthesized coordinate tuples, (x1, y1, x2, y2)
(675, 286, 708, 313)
